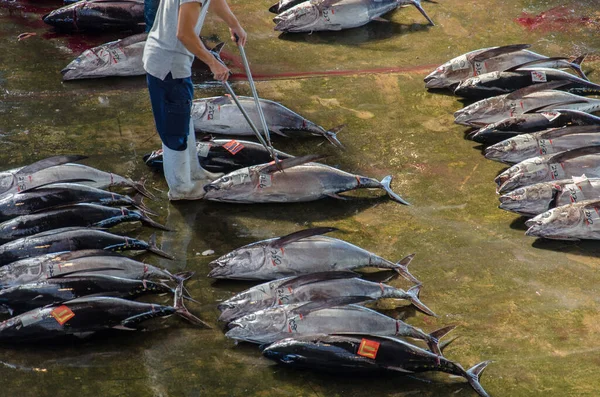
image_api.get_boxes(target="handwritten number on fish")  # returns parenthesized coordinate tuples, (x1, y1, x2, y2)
(270, 249, 283, 267)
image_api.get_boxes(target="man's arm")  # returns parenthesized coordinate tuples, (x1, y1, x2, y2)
(177, 2, 230, 81)
(208, 0, 247, 46)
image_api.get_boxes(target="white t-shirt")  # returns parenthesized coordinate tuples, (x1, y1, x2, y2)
(143, 0, 209, 80)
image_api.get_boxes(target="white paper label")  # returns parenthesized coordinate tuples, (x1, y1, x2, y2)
(473, 61, 486, 75)
(95, 47, 126, 65)
(531, 70, 547, 83)
(540, 111, 560, 122)
(565, 183, 585, 203)
(257, 173, 272, 189)
(20, 309, 44, 327)
(538, 139, 554, 155)
(205, 103, 220, 121)
(197, 142, 211, 158)
(232, 168, 251, 185)
(548, 163, 565, 180)
(451, 55, 469, 71)
(583, 207, 600, 226)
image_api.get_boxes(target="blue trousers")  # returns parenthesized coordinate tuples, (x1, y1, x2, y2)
(144, 0, 160, 32)
(147, 73, 194, 151)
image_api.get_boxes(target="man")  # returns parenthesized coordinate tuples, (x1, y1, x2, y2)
(143, 0, 247, 200)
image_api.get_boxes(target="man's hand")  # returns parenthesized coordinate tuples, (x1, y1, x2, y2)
(229, 24, 247, 47)
(209, 58, 230, 82)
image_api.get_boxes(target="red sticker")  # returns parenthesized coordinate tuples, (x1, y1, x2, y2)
(51, 305, 75, 325)
(223, 140, 244, 155)
(357, 338, 380, 359)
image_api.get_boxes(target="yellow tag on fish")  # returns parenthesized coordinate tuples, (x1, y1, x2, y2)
(357, 338, 380, 359)
(51, 305, 75, 325)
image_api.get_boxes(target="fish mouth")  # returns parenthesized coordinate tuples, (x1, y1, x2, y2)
(497, 175, 522, 194)
(203, 184, 219, 193)
(207, 267, 229, 278)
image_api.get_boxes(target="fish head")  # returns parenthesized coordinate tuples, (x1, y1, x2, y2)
(218, 299, 272, 323)
(525, 204, 583, 239)
(225, 308, 287, 343)
(484, 134, 536, 163)
(207, 244, 266, 279)
(262, 338, 307, 364)
(498, 182, 562, 216)
(495, 158, 549, 194)
(454, 97, 496, 126)
(273, 2, 320, 32)
(203, 168, 256, 202)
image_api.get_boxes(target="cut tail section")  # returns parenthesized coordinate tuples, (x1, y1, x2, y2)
(464, 360, 492, 397)
(393, 253, 420, 284)
(324, 125, 345, 150)
(380, 176, 410, 205)
(173, 278, 212, 328)
(147, 233, 175, 260)
(405, 284, 436, 317)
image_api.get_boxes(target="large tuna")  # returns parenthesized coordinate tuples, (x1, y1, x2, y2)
(273, 0, 434, 33)
(42, 0, 144, 32)
(525, 198, 600, 240)
(203, 155, 409, 205)
(495, 146, 600, 194)
(484, 125, 600, 164)
(424, 44, 587, 89)
(208, 227, 419, 283)
(263, 334, 490, 397)
(191, 96, 344, 148)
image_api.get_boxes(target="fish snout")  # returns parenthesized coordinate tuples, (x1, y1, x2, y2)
(203, 183, 219, 193)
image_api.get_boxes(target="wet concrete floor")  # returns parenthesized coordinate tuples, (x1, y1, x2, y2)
(0, 0, 600, 395)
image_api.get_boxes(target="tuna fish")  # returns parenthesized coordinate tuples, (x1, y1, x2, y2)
(454, 61, 600, 100)
(0, 292, 207, 342)
(191, 96, 344, 148)
(268, 0, 306, 14)
(454, 82, 600, 127)
(208, 227, 419, 283)
(273, 0, 434, 33)
(424, 44, 587, 89)
(498, 176, 600, 217)
(42, 0, 144, 32)
(226, 300, 454, 354)
(0, 183, 150, 222)
(203, 155, 409, 205)
(495, 146, 600, 194)
(262, 334, 490, 397)
(0, 249, 182, 288)
(62, 33, 147, 81)
(217, 272, 435, 323)
(468, 109, 600, 144)
(143, 138, 294, 174)
(0, 203, 168, 244)
(0, 227, 173, 266)
(525, 198, 600, 240)
(484, 125, 600, 164)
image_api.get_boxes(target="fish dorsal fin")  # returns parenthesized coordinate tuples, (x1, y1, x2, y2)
(15, 155, 87, 177)
(268, 2, 279, 13)
(547, 145, 600, 163)
(270, 227, 337, 249)
(118, 33, 148, 47)
(278, 271, 358, 289)
(503, 57, 569, 72)
(469, 44, 531, 63)
(538, 125, 600, 139)
(260, 154, 325, 174)
(210, 42, 225, 55)
(291, 296, 370, 317)
(526, 99, 591, 114)
(506, 81, 571, 100)
(553, 109, 600, 123)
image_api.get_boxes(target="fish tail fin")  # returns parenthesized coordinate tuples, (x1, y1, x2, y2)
(139, 212, 172, 231)
(464, 361, 492, 397)
(173, 279, 212, 328)
(268, 2, 279, 13)
(380, 176, 410, 205)
(393, 254, 420, 284)
(571, 54, 589, 81)
(132, 178, 156, 200)
(427, 325, 457, 356)
(325, 125, 345, 149)
(147, 233, 175, 260)
(406, 284, 436, 316)
(132, 194, 158, 216)
(439, 335, 459, 354)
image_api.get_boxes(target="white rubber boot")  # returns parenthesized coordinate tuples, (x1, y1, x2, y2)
(187, 119, 223, 183)
(162, 142, 206, 201)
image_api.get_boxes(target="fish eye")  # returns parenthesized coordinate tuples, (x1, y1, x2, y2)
(222, 177, 230, 182)
(542, 212, 551, 218)
(245, 313, 256, 321)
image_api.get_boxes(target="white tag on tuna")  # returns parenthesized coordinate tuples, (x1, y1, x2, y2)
(451, 55, 470, 71)
(565, 183, 585, 202)
(531, 70, 547, 83)
(537, 139, 554, 155)
(257, 173, 272, 189)
(548, 163, 566, 180)
(583, 206, 600, 226)
(196, 142, 211, 158)
(205, 103, 220, 121)
(473, 61, 486, 75)
(540, 111, 560, 121)
(232, 168, 250, 185)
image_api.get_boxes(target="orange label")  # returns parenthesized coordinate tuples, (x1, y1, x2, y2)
(51, 305, 75, 325)
(223, 140, 244, 155)
(357, 338, 380, 359)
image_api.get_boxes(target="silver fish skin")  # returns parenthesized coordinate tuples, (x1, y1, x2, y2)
(0, 250, 175, 288)
(225, 303, 442, 349)
(268, 0, 306, 14)
(424, 44, 586, 89)
(525, 199, 600, 240)
(203, 162, 408, 204)
(62, 34, 147, 81)
(273, 0, 433, 33)
(499, 176, 600, 217)
(209, 231, 418, 283)
(218, 274, 434, 322)
(454, 90, 600, 127)
(495, 146, 600, 194)
(485, 125, 600, 164)
(42, 0, 144, 32)
(191, 96, 343, 148)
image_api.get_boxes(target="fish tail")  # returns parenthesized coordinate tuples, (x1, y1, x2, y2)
(173, 280, 212, 328)
(393, 253, 420, 284)
(571, 54, 588, 81)
(139, 212, 172, 231)
(132, 194, 158, 216)
(427, 325, 457, 356)
(464, 361, 492, 397)
(132, 179, 156, 200)
(405, 284, 436, 316)
(380, 176, 410, 205)
(147, 233, 175, 260)
(324, 125, 345, 149)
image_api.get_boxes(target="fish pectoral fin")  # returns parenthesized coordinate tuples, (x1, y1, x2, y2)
(73, 332, 95, 339)
(469, 44, 531, 63)
(291, 296, 370, 317)
(271, 127, 289, 137)
(270, 227, 338, 249)
(503, 56, 569, 72)
(260, 154, 325, 174)
(370, 16, 389, 22)
(385, 366, 415, 374)
(113, 325, 138, 331)
(326, 193, 352, 200)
